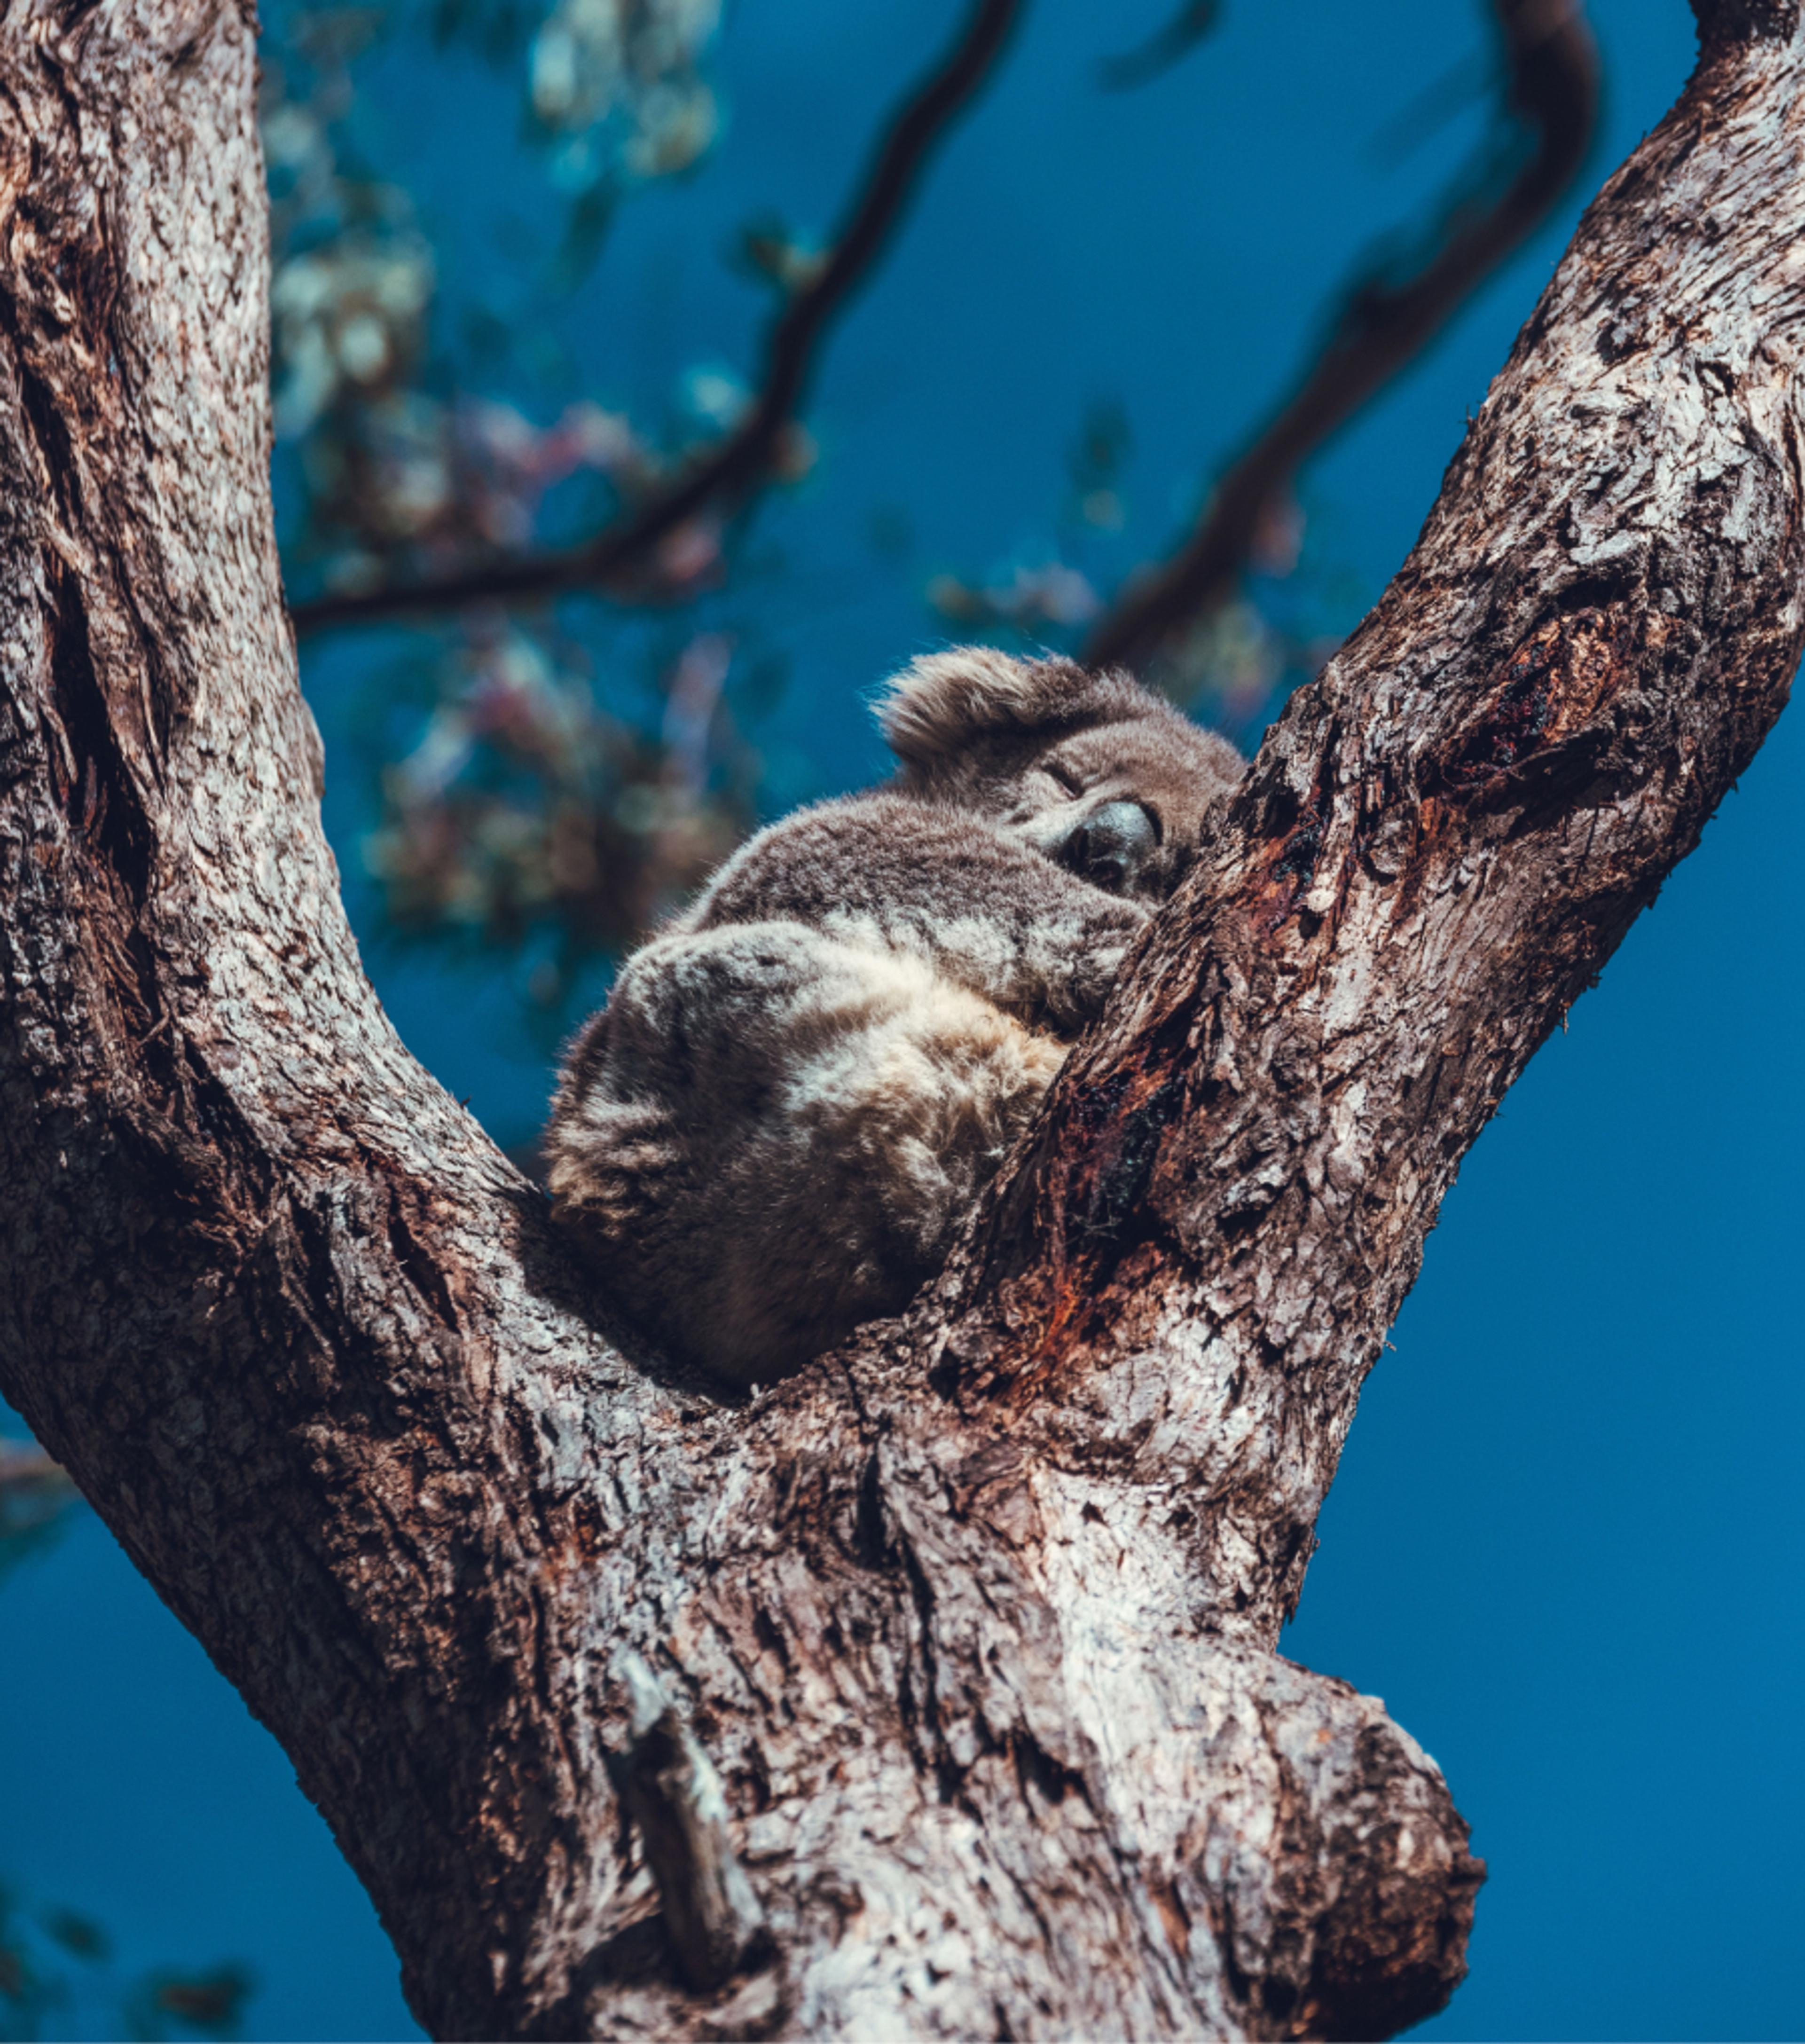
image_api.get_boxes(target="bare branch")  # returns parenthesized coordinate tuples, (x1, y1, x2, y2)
(288, 0, 1024, 637)
(1083, 0, 1600, 675)
(1097, 1, 1222, 93)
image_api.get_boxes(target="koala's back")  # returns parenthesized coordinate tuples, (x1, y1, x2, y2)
(545, 648, 1244, 1384)
(545, 797, 1065, 1379)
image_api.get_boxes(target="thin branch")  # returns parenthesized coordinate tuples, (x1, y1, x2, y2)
(290, 0, 1025, 637)
(1096, 1, 1222, 94)
(1083, 0, 1600, 676)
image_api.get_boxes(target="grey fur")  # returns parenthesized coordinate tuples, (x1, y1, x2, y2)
(545, 648, 1244, 1384)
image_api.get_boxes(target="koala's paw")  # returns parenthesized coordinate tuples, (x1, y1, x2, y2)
(1050, 896, 1152, 1027)
(1016, 1025, 1070, 1092)
(544, 1100, 678, 1237)
(982, 1023, 1067, 1150)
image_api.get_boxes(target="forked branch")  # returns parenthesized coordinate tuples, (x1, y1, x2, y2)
(0, 3, 1799, 2041)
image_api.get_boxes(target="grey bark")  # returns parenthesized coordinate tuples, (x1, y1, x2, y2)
(0, 1, 1798, 2039)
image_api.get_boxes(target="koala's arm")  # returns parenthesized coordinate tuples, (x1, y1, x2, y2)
(687, 792, 1148, 1034)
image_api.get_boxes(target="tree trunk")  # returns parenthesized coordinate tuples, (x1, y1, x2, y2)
(0, 1, 1799, 2038)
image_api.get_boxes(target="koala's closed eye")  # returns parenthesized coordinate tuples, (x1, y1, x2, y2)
(545, 645, 1245, 1385)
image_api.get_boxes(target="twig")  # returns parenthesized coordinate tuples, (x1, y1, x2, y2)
(1097, 1, 1223, 95)
(290, 0, 1025, 637)
(1083, 0, 1599, 676)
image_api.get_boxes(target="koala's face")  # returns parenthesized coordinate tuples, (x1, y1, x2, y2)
(990, 713, 1240, 900)
(879, 648, 1246, 902)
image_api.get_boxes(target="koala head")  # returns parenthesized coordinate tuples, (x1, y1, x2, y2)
(877, 647, 1245, 901)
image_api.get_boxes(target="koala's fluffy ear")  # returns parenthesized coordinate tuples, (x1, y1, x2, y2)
(877, 648, 1107, 769)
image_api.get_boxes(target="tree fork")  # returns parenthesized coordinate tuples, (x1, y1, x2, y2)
(0, 1, 1799, 2039)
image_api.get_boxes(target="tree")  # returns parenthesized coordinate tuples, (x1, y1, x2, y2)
(0, 1, 1798, 2040)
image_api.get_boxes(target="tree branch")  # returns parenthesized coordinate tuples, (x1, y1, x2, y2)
(1693, 0, 1802, 43)
(2, 2, 1802, 2039)
(287, 0, 1024, 637)
(1083, 0, 1601, 676)
(1096, 1, 1223, 94)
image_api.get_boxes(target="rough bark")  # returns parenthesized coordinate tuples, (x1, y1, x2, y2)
(0, 3, 1799, 2041)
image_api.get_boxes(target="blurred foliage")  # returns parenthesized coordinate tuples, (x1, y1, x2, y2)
(0, 1442, 80, 1588)
(529, 0, 721, 195)
(0, 1881, 252, 2043)
(366, 625, 752, 996)
(3, 1463, 254, 2044)
(263, 8, 691, 594)
(122, 1968, 257, 2044)
(266, 0, 1313, 1019)
(2, 1808, 253, 2042)
(266, 0, 775, 1001)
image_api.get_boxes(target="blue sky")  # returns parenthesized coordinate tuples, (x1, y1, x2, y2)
(5, 2, 1800, 2038)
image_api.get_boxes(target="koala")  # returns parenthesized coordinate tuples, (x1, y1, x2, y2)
(545, 647, 1244, 1384)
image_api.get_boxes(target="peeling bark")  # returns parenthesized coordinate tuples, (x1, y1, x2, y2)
(0, 2, 1799, 2040)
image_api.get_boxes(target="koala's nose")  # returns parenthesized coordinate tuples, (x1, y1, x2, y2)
(1063, 799, 1158, 893)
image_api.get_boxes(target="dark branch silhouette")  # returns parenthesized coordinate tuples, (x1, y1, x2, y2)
(289, 0, 1024, 637)
(1096, 1, 1222, 94)
(1083, 0, 1600, 676)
